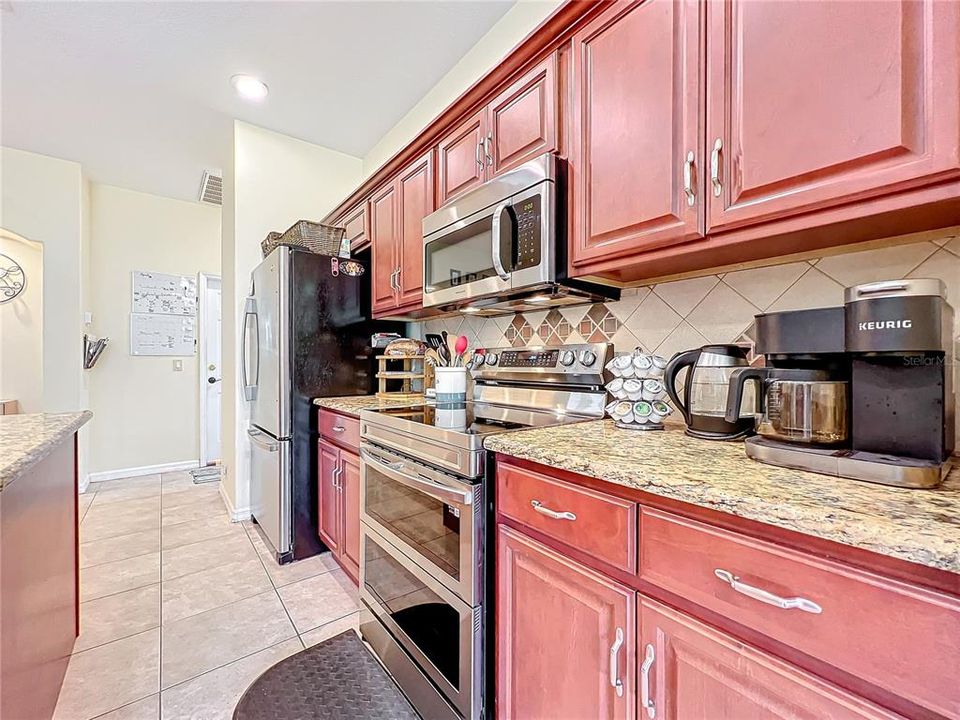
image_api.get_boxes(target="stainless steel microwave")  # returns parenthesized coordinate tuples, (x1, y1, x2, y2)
(421, 154, 618, 315)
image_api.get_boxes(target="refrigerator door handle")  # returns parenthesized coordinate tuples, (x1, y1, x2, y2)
(247, 426, 279, 452)
(242, 296, 259, 401)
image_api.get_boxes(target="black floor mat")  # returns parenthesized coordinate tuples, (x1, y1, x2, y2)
(233, 630, 420, 720)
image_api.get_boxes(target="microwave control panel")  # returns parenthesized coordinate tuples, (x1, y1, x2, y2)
(512, 195, 542, 271)
(499, 349, 559, 368)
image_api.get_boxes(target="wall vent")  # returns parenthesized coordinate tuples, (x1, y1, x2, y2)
(198, 170, 223, 205)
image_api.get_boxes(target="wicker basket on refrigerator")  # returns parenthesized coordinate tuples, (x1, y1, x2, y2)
(260, 221, 346, 258)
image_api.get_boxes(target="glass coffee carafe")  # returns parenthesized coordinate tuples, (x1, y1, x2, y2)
(664, 345, 756, 439)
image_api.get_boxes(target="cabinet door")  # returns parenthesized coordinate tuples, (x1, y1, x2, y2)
(638, 598, 902, 720)
(488, 55, 558, 177)
(397, 151, 434, 309)
(705, 0, 960, 233)
(338, 450, 361, 584)
(497, 525, 635, 720)
(437, 109, 486, 206)
(370, 182, 398, 314)
(317, 440, 340, 554)
(569, 0, 703, 273)
(341, 202, 368, 253)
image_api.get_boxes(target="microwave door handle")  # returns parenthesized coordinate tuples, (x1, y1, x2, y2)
(490, 200, 511, 281)
(359, 448, 472, 506)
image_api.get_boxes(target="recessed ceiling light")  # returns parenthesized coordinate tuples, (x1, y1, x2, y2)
(231, 74, 268, 102)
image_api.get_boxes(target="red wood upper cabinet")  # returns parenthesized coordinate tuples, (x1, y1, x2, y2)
(638, 598, 902, 720)
(568, 0, 704, 274)
(338, 450, 361, 583)
(487, 55, 558, 177)
(497, 524, 635, 720)
(370, 182, 399, 315)
(397, 150, 434, 309)
(705, 0, 960, 234)
(437, 109, 486, 206)
(317, 439, 341, 555)
(339, 202, 368, 253)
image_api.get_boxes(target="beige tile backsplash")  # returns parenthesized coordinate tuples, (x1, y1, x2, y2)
(411, 228, 960, 443)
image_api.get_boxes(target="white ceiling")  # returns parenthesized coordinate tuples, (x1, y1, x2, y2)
(1, 0, 513, 202)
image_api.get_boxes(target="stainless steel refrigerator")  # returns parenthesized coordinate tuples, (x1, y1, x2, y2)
(242, 246, 402, 563)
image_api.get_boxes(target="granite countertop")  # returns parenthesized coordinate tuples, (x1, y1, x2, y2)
(313, 395, 422, 418)
(0, 411, 93, 492)
(485, 420, 960, 574)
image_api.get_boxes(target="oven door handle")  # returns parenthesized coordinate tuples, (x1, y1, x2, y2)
(490, 200, 512, 281)
(360, 447, 473, 506)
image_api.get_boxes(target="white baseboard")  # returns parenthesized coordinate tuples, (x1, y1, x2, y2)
(219, 481, 251, 522)
(87, 459, 200, 485)
(78, 475, 91, 494)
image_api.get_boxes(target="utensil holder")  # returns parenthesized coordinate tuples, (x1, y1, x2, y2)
(434, 367, 468, 403)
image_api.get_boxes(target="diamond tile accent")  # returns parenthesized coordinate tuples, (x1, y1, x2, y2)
(544, 309, 564, 329)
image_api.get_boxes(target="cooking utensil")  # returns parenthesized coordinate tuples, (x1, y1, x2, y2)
(425, 333, 444, 350)
(454, 335, 468, 366)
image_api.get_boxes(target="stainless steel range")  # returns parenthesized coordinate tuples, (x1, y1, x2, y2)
(357, 342, 611, 720)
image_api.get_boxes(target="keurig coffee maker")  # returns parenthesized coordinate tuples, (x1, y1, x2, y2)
(844, 279, 954, 486)
(727, 280, 954, 488)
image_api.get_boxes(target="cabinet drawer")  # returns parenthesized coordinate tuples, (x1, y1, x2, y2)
(497, 462, 637, 573)
(318, 409, 360, 453)
(640, 508, 960, 718)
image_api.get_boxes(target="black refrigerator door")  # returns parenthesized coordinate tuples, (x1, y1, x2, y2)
(286, 249, 405, 561)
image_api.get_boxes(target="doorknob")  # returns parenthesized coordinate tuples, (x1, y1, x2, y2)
(208, 377, 221, 384)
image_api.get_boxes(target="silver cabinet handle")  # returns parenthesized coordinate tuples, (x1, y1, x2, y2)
(640, 643, 656, 719)
(609, 627, 624, 698)
(476, 139, 484, 170)
(530, 500, 576, 521)
(332, 425, 346, 433)
(490, 200, 511, 281)
(683, 150, 696, 207)
(484, 132, 493, 166)
(714, 569, 822, 614)
(333, 464, 343, 491)
(710, 137, 723, 197)
(390, 268, 401, 292)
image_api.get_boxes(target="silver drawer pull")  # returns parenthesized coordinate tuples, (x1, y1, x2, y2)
(530, 500, 576, 521)
(609, 627, 624, 698)
(640, 643, 656, 718)
(714, 569, 822, 614)
(332, 425, 346, 433)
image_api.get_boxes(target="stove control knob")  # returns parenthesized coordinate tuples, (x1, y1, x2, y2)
(485, 353, 499, 366)
(468, 355, 484, 370)
(579, 350, 597, 367)
(559, 350, 576, 367)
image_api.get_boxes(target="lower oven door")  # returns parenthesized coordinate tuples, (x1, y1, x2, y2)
(361, 523, 482, 720)
(359, 442, 482, 605)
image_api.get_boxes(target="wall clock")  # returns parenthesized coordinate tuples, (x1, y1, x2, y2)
(0, 253, 25, 303)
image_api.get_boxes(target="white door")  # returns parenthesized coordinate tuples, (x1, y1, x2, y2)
(200, 275, 222, 465)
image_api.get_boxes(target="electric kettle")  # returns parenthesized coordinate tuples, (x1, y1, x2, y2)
(664, 345, 756, 439)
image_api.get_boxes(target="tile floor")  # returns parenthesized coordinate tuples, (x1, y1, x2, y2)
(55, 472, 360, 720)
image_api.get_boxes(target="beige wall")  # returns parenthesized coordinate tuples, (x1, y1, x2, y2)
(0, 230, 44, 412)
(221, 122, 363, 516)
(87, 183, 220, 475)
(0, 146, 85, 412)
(362, 0, 563, 177)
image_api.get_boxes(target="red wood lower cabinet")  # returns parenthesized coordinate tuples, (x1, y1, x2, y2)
(339, 450, 361, 581)
(497, 524, 635, 720)
(317, 438, 340, 555)
(637, 597, 901, 720)
(316, 439, 359, 584)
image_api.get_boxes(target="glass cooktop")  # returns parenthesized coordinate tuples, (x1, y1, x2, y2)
(365, 401, 584, 436)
